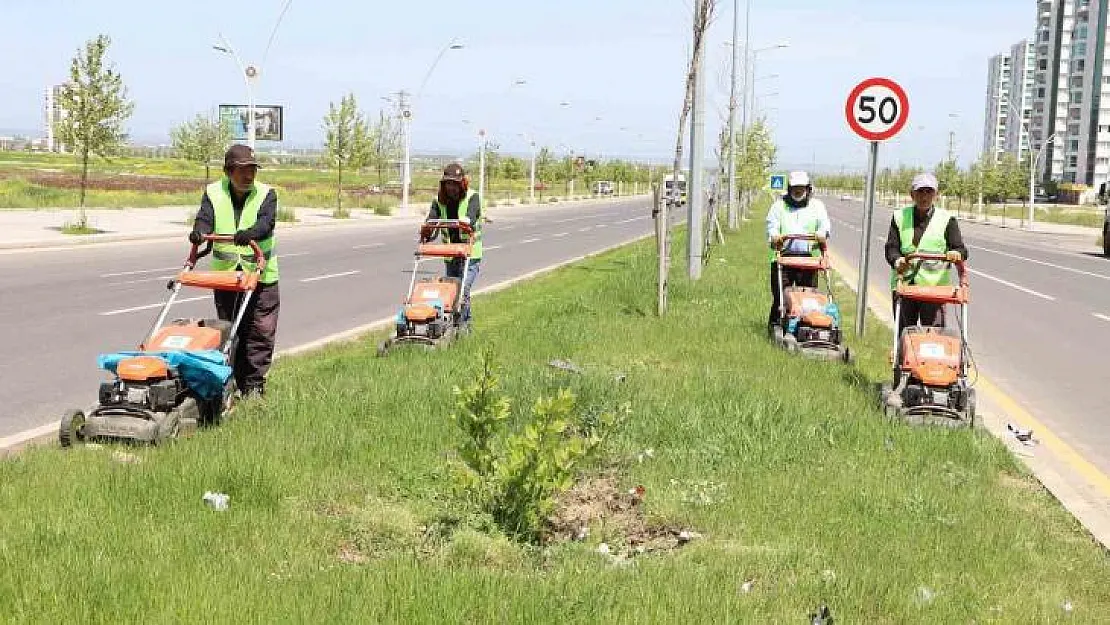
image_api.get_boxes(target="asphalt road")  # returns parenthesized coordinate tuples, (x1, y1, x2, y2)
(821, 195, 1110, 475)
(0, 197, 656, 439)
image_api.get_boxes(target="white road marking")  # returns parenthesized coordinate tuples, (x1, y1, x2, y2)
(595, 223, 607, 228)
(552, 232, 569, 238)
(352, 243, 384, 250)
(579, 226, 594, 232)
(968, 269, 1056, 301)
(99, 296, 208, 316)
(613, 217, 640, 225)
(968, 244, 1110, 281)
(485, 245, 503, 251)
(107, 275, 176, 287)
(554, 215, 594, 224)
(1094, 313, 1110, 323)
(280, 252, 311, 258)
(100, 266, 180, 278)
(521, 237, 540, 244)
(301, 270, 361, 283)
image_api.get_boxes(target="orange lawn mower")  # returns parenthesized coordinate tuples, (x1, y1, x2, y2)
(59, 235, 263, 447)
(377, 219, 475, 356)
(879, 252, 976, 428)
(770, 234, 853, 363)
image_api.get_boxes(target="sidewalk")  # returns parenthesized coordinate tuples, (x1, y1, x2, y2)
(0, 195, 646, 251)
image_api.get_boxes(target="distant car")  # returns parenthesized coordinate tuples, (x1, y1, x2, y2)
(592, 180, 614, 195)
(839, 194, 853, 201)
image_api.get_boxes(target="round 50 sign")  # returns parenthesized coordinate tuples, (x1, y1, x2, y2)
(845, 77, 909, 142)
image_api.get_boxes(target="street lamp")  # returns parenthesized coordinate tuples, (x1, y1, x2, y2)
(520, 133, 537, 204)
(1029, 133, 1058, 230)
(212, 36, 258, 148)
(211, 0, 294, 150)
(738, 40, 789, 219)
(401, 39, 465, 216)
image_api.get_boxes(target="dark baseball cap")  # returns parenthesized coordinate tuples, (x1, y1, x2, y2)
(441, 162, 466, 182)
(224, 144, 261, 169)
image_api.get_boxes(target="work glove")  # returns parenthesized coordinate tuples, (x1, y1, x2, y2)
(895, 257, 910, 274)
(188, 230, 204, 245)
(233, 230, 252, 247)
(770, 235, 784, 250)
(945, 251, 963, 263)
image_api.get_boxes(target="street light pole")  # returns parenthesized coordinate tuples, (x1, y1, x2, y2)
(478, 129, 487, 201)
(402, 40, 464, 217)
(530, 140, 537, 204)
(1029, 133, 1057, 230)
(213, 35, 256, 149)
(726, 0, 744, 229)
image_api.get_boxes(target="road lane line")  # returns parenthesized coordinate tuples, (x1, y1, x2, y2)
(552, 232, 569, 238)
(1094, 313, 1110, 323)
(595, 223, 607, 228)
(967, 269, 1056, 301)
(613, 217, 640, 225)
(968, 244, 1110, 281)
(521, 237, 540, 244)
(352, 243, 384, 250)
(99, 296, 208, 316)
(485, 245, 503, 251)
(579, 226, 594, 232)
(100, 266, 180, 278)
(301, 270, 360, 283)
(280, 252, 311, 258)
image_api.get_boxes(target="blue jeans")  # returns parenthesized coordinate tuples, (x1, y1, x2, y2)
(446, 258, 480, 322)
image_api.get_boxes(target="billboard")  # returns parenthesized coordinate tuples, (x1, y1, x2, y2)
(218, 104, 284, 142)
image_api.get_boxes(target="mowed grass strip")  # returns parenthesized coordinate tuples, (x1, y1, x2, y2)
(0, 223, 1107, 623)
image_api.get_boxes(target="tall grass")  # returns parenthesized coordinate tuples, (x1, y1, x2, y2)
(1, 224, 1106, 623)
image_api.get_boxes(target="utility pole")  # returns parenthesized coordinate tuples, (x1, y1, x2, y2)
(738, 0, 752, 221)
(397, 90, 413, 216)
(726, 0, 742, 229)
(688, 0, 708, 280)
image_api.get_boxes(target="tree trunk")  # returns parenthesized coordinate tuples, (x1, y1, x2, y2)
(204, 164, 210, 184)
(79, 147, 90, 226)
(337, 162, 344, 212)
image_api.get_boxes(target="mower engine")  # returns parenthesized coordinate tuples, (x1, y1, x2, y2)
(99, 355, 185, 412)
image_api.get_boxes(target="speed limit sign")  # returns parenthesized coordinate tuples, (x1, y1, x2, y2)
(845, 77, 909, 142)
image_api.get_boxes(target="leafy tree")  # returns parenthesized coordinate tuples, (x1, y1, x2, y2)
(55, 34, 135, 226)
(322, 93, 370, 212)
(170, 113, 233, 183)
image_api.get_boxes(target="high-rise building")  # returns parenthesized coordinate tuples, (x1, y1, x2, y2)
(984, 53, 1013, 161)
(44, 84, 67, 153)
(1006, 40, 1037, 164)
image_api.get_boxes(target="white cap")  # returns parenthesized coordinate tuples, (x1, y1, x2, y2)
(788, 171, 810, 187)
(911, 173, 938, 191)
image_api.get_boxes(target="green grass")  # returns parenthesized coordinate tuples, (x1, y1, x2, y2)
(2, 224, 1108, 623)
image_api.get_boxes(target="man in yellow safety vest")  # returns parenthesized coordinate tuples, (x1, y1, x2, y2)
(188, 144, 281, 399)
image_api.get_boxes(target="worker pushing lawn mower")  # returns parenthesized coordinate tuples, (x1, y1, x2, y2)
(765, 170, 850, 361)
(58, 235, 263, 446)
(377, 219, 476, 355)
(378, 163, 484, 356)
(880, 172, 975, 427)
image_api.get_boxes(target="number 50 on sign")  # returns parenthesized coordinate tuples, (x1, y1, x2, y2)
(845, 77, 909, 142)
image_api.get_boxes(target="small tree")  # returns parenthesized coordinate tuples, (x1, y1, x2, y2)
(365, 110, 404, 211)
(323, 93, 369, 214)
(535, 147, 555, 199)
(55, 34, 135, 227)
(499, 156, 525, 199)
(170, 113, 233, 183)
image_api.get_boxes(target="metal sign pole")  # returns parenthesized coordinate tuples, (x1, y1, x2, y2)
(855, 140, 880, 337)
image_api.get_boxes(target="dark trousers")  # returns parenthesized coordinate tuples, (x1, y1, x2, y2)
(893, 294, 945, 338)
(215, 281, 280, 392)
(446, 258, 480, 322)
(769, 261, 818, 326)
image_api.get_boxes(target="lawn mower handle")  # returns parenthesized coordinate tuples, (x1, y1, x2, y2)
(904, 251, 966, 274)
(420, 219, 475, 242)
(775, 233, 827, 254)
(186, 235, 266, 271)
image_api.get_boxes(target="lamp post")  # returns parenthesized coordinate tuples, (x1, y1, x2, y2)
(1029, 133, 1058, 230)
(401, 39, 465, 216)
(211, 0, 294, 149)
(738, 41, 789, 219)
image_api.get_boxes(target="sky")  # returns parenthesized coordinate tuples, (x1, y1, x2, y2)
(0, 0, 1033, 172)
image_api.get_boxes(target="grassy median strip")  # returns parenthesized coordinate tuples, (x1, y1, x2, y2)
(1, 224, 1108, 623)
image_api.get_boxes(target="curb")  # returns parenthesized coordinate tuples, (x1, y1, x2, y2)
(0, 229, 654, 457)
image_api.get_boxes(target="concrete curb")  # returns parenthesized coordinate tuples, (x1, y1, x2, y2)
(0, 229, 654, 457)
(825, 248, 1110, 551)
